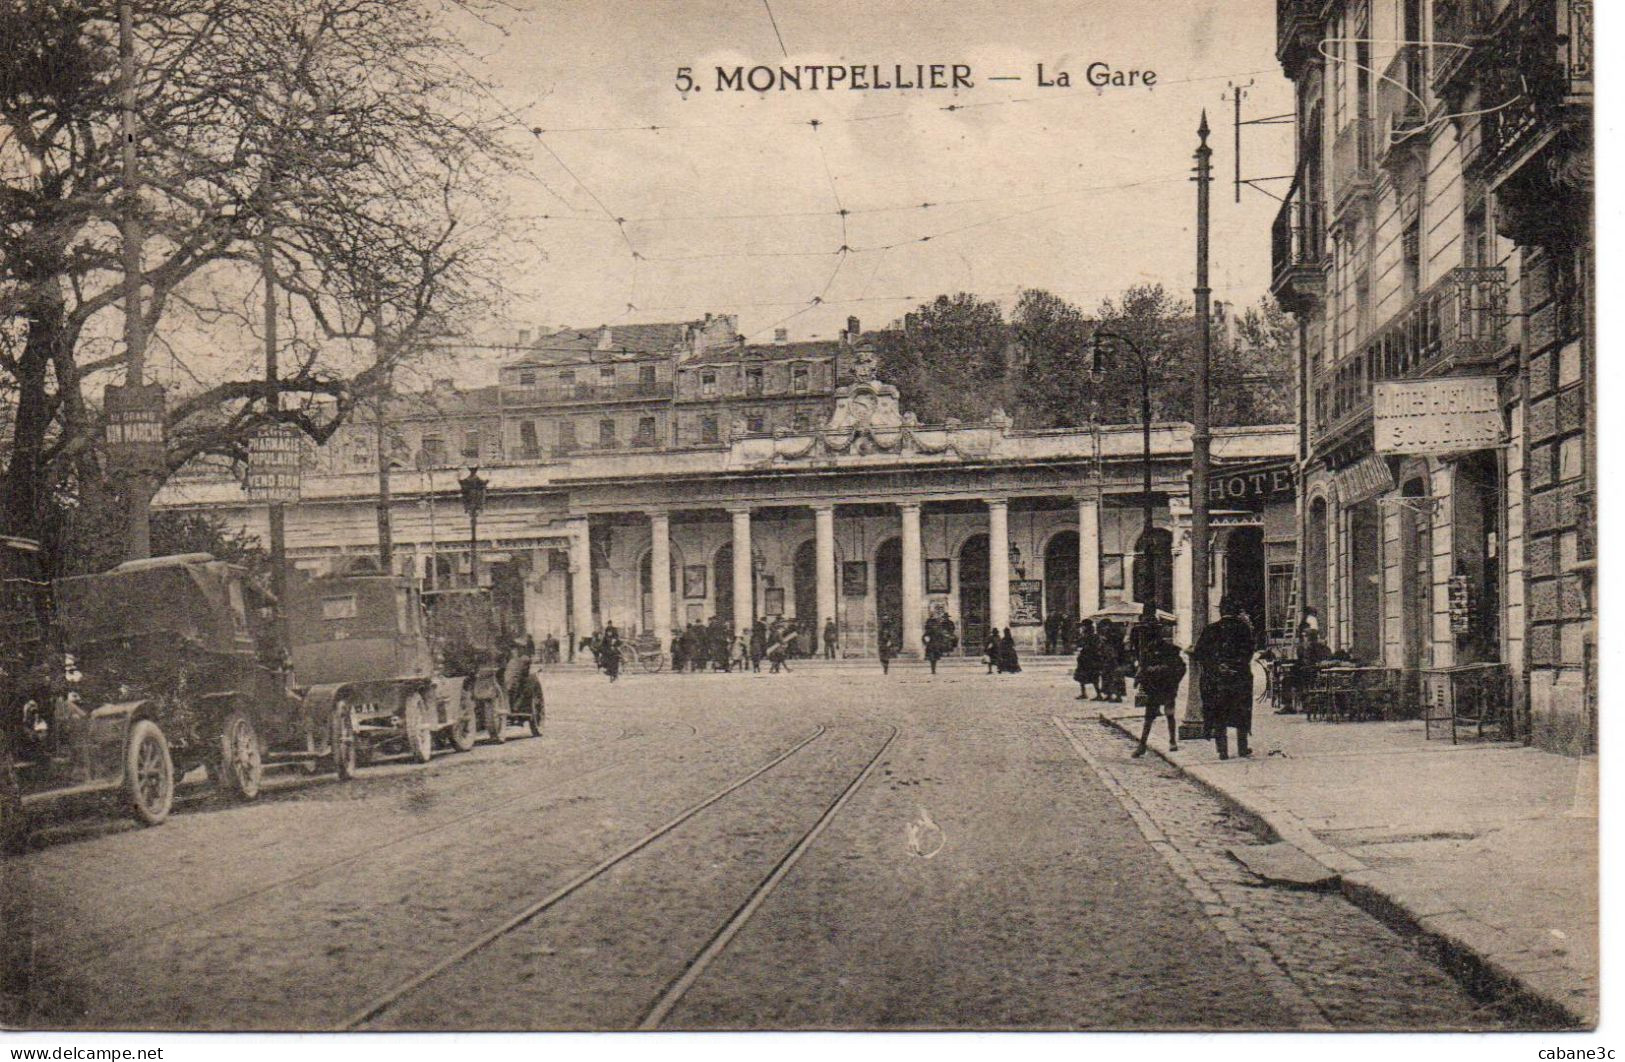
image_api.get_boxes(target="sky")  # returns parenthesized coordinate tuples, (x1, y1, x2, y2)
(451, 0, 1298, 349)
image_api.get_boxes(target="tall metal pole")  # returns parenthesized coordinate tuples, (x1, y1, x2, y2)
(468, 510, 479, 589)
(375, 389, 394, 573)
(119, 0, 153, 560)
(1184, 111, 1215, 738)
(262, 232, 287, 608)
(1140, 357, 1153, 610)
(373, 315, 394, 573)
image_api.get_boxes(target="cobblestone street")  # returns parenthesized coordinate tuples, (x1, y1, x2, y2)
(3, 667, 1548, 1030)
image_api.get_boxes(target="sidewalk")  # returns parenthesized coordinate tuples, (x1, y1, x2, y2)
(1098, 704, 1599, 1027)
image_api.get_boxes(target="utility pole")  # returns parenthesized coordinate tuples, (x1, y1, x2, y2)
(262, 232, 288, 607)
(1183, 111, 1215, 739)
(118, 0, 155, 561)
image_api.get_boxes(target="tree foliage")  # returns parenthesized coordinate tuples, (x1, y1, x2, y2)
(0, 0, 510, 570)
(872, 293, 1010, 424)
(880, 285, 1294, 431)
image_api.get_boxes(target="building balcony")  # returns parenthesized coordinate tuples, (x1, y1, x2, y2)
(1432, 0, 1495, 102)
(1330, 118, 1374, 215)
(1276, 0, 1325, 79)
(1463, 0, 1592, 184)
(1270, 179, 1327, 313)
(501, 380, 671, 407)
(1376, 48, 1429, 170)
(1312, 266, 1507, 446)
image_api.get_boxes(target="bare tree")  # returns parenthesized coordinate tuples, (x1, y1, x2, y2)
(0, 0, 511, 560)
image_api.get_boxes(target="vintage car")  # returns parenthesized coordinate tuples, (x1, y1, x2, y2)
(421, 587, 541, 743)
(285, 573, 477, 769)
(51, 554, 334, 804)
(2, 551, 337, 843)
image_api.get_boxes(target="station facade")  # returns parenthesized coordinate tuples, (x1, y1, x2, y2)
(158, 351, 1298, 660)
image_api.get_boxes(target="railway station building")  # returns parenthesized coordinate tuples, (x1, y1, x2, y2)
(158, 323, 1298, 660)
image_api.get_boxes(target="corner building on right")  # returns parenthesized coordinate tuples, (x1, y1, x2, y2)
(1272, 0, 1594, 752)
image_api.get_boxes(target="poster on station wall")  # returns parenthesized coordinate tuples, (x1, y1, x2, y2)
(1373, 377, 1503, 455)
(1008, 580, 1043, 625)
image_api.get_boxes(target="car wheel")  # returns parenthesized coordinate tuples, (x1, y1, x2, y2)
(217, 711, 264, 801)
(125, 720, 175, 826)
(331, 703, 358, 780)
(484, 685, 508, 745)
(450, 688, 478, 752)
(403, 691, 434, 764)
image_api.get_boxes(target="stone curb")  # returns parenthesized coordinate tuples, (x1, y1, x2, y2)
(1095, 712, 1595, 1029)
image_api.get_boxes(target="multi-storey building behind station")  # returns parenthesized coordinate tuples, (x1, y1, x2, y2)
(1272, 0, 1593, 752)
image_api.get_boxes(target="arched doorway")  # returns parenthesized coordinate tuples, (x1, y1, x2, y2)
(1349, 501, 1382, 663)
(1400, 477, 1432, 670)
(958, 533, 990, 654)
(792, 539, 818, 632)
(1223, 526, 1266, 646)
(1306, 496, 1329, 626)
(1044, 531, 1080, 625)
(1452, 451, 1502, 664)
(714, 542, 746, 630)
(875, 538, 902, 644)
(1132, 527, 1174, 613)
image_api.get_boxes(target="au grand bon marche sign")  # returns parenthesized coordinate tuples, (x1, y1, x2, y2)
(1373, 377, 1504, 455)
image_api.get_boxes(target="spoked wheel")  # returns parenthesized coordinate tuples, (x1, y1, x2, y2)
(450, 687, 478, 752)
(639, 650, 665, 674)
(125, 720, 175, 826)
(330, 703, 358, 781)
(402, 691, 434, 764)
(483, 684, 509, 745)
(217, 711, 264, 801)
(526, 677, 545, 738)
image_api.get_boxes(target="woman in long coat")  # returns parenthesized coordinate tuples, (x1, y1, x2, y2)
(998, 628, 1021, 673)
(1193, 594, 1257, 759)
(1073, 620, 1101, 700)
(1095, 619, 1122, 702)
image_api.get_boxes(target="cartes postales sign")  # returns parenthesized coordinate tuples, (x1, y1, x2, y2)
(1373, 377, 1503, 455)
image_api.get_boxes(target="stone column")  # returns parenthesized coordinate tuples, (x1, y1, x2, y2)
(730, 506, 753, 634)
(814, 504, 837, 649)
(568, 516, 594, 657)
(650, 511, 671, 651)
(988, 498, 1010, 633)
(900, 501, 924, 657)
(1172, 526, 1193, 647)
(1077, 494, 1101, 617)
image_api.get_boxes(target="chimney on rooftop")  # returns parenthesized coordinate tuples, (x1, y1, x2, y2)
(517, 328, 531, 346)
(774, 328, 788, 345)
(847, 315, 860, 338)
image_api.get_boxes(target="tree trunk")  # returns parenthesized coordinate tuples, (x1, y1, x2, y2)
(2, 283, 68, 544)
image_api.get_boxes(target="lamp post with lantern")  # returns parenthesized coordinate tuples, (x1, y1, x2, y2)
(458, 467, 487, 588)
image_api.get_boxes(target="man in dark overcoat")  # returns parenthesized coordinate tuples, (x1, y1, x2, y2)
(1193, 594, 1257, 759)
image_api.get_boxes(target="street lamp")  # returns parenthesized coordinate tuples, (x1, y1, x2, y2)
(458, 466, 487, 588)
(1089, 330, 1157, 616)
(1007, 541, 1024, 580)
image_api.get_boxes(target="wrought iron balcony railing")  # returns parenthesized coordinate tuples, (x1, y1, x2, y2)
(1467, 0, 1593, 183)
(1312, 266, 1506, 444)
(1270, 178, 1326, 311)
(1432, 0, 1494, 98)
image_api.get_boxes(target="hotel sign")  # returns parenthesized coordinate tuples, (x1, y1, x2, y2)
(1373, 377, 1503, 455)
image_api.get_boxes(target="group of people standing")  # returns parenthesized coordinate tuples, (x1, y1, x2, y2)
(670, 616, 803, 675)
(1074, 597, 1260, 763)
(982, 627, 1022, 675)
